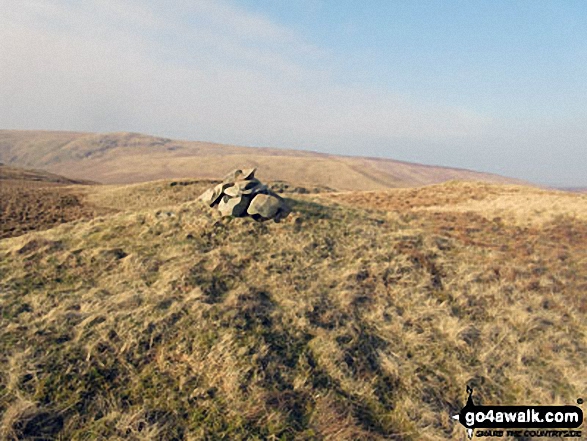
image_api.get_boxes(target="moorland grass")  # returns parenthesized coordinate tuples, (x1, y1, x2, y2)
(0, 181, 586, 440)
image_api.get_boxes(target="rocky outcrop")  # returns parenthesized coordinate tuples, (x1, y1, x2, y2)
(198, 168, 291, 222)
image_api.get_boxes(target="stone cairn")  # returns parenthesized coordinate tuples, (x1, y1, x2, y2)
(198, 168, 291, 222)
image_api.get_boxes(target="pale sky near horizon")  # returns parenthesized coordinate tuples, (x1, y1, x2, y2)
(1, 0, 586, 186)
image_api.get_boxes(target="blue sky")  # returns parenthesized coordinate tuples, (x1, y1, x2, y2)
(1, 0, 586, 186)
(262, 1, 587, 116)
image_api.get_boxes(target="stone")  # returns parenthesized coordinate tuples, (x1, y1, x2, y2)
(241, 168, 256, 180)
(198, 188, 216, 205)
(218, 195, 250, 217)
(199, 168, 290, 221)
(222, 169, 242, 183)
(224, 179, 263, 197)
(198, 182, 231, 206)
(246, 183, 268, 195)
(247, 193, 286, 220)
(237, 178, 261, 190)
(223, 184, 239, 198)
(222, 167, 257, 184)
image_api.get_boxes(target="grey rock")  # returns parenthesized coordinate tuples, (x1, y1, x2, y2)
(222, 169, 242, 183)
(198, 188, 216, 205)
(223, 184, 240, 198)
(222, 167, 257, 184)
(247, 193, 289, 220)
(198, 182, 231, 206)
(247, 183, 268, 195)
(218, 195, 250, 217)
(241, 168, 256, 180)
(238, 178, 261, 190)
(200, 168, 290, 221)
(224, 179, 263, 197)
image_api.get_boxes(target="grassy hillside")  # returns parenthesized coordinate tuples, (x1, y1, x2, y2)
(0, 130, 525, 190)
(0, 165, 104, 240)
(0, 163, 333, 240)
(1, 180, 586, 440)
(0, 164, 94, 186)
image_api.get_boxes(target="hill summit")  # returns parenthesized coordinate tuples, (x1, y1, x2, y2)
(1, 174, 586, 439)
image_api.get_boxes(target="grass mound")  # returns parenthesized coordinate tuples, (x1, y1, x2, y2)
(1, 182, 586, 440)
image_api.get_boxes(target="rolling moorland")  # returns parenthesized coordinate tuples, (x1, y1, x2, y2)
(0, 164, 586, 440)
(0, 130, 525, 190)
(0, 165, 105, 240)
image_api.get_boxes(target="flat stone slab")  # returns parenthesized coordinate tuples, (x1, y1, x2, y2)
(198, 182, 233, 206)
(222, 167, 257, 184)
(241, 168, 257, 180)
(224, 179, 264, 197)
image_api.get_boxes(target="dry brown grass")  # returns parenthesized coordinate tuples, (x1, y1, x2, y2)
(0, 166, 335, 241)
(0, 165, 106, 239)
(0, 164, 94, 185)
(0, 183, 99, 239)
(326, 181, 587, 227)
(0, 180, 586, 440)
(83, 179, 218, 213)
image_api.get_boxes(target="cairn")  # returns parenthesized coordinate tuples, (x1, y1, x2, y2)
(198, 168, 291, 222)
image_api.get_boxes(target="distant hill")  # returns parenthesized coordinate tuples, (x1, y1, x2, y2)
(0, 130, 525, 190)
(0, 163, 95, 185)
(562, 187, 587, 194)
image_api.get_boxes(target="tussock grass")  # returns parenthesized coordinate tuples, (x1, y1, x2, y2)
(83, 180, 217, 212)
(0, 183, 107, 240)
(0, 181, 586, 440)
(327, 181, 587, 226)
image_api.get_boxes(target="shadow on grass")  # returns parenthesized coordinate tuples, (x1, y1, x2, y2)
(285, 198, 333, 220)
